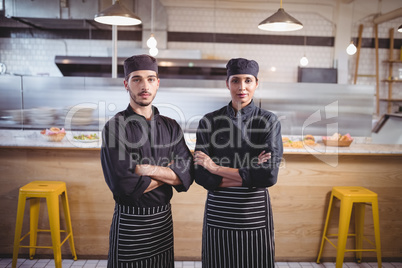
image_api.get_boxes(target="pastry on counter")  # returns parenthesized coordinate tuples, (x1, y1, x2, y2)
(282, 135, 317, 148)
(40, 127, 66, 142)
(323, 133, 353, 147)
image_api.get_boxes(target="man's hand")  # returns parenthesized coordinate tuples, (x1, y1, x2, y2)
(136, 160, 174, 176)
(136, 163, 182, 186)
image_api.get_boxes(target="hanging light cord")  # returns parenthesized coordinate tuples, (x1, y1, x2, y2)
(351, 0, 355, 42)
(280, 0, 283, 9)
(151, 0, 154, 33)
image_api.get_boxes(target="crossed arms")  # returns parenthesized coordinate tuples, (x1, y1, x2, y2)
(193, 150, 271, 187)
(135, 164, 182, 193)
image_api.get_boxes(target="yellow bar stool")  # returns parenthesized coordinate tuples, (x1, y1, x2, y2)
(12, 181, 77, 268)
(316, 186, 381, 268)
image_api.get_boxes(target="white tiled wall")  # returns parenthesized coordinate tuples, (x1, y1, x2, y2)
(0, 39, 142, 76)
(166, 7, 335, 83)
(0, 4, 401, 92)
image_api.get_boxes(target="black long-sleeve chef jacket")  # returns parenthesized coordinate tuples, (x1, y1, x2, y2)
(195, 100, 283, 190)
(101, 105, 194, 207)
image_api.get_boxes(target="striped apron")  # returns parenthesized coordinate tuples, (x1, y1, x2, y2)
(107, 203, 174, 268)
(202, 187, 275, 268)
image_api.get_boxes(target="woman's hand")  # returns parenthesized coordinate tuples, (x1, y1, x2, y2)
(258, 150, 271, 165)
(193, 151, 220, 173)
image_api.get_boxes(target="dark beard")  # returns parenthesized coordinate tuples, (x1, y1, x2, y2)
(130, 93, 152, 106)
(127, 86, 154, 107)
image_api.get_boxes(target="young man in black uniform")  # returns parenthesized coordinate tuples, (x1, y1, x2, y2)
(101, 54, 194, 268)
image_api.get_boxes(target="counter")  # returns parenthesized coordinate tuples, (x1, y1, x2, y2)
(0, 130, 102, 150)
(1, 130, 402, 155)
(1, 130, 402, 261)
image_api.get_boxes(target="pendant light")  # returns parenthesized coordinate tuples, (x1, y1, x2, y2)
(94, 0, 142, 26)
(147, 0, 158, 56)
(299, 36, 308, 66)
(258, 0, 303, 32)
(346, 41, 357, 55)
(147, 34, 157, 48)
(300, 56, 308, 66)
(398, 25, 402, 33)
(149, 47, 159, 57)
(94, 0, 142, 78)
(345, 1, 356, 56)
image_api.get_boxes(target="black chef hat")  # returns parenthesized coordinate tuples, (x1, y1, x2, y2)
(226, 58, 259, 79)
(124, 54, 158, 78)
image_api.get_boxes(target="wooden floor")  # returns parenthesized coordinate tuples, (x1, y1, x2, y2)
(1, 258, 401, 268)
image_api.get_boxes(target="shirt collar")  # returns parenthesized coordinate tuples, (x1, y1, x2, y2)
(226, 100, 256, 118)
(125, 104, 160, 120)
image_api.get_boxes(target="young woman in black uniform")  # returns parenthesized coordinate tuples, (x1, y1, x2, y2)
(194, 58, 283, 268)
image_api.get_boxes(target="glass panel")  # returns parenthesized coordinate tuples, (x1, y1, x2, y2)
(258, 82, 374, 136)
(0, 76, 374, 137)
(0, 76, 23, 129)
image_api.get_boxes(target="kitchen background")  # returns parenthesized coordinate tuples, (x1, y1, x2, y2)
(0, 0, 401, 138)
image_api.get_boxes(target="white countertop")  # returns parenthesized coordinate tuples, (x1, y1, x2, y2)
(0, 130, 402, 155)
(0, 130, 102, 149)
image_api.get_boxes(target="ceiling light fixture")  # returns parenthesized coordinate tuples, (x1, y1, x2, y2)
(147, 34, 157, 48)
(258, 0, 303, 32)
(147, 0, 157, 47)
(299, 36, 308, 66)
(398, 24, 402, 33)
(149, 47, 159, 57)
(94, 0, 142, 78)
(345, 1, 357, 56)
(346, 41, 357, 55)
(147, 0, 158, 56)
(94, 0, 142, 26)
(300, 55, 308, 66)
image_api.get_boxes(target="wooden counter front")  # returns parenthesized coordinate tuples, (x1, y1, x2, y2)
(0, 147, 401, 262)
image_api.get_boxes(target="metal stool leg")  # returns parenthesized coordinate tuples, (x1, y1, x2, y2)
(47, 194, 62, 268)
(354, 203, 365, 263)
(371, 199, 382, 268)
(12, 193, 27, 268)
(61, 191, 77, 260)
(317, 192, 334, 263)
(29, 198, 40, 259)
(336, 199, 353, 268)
